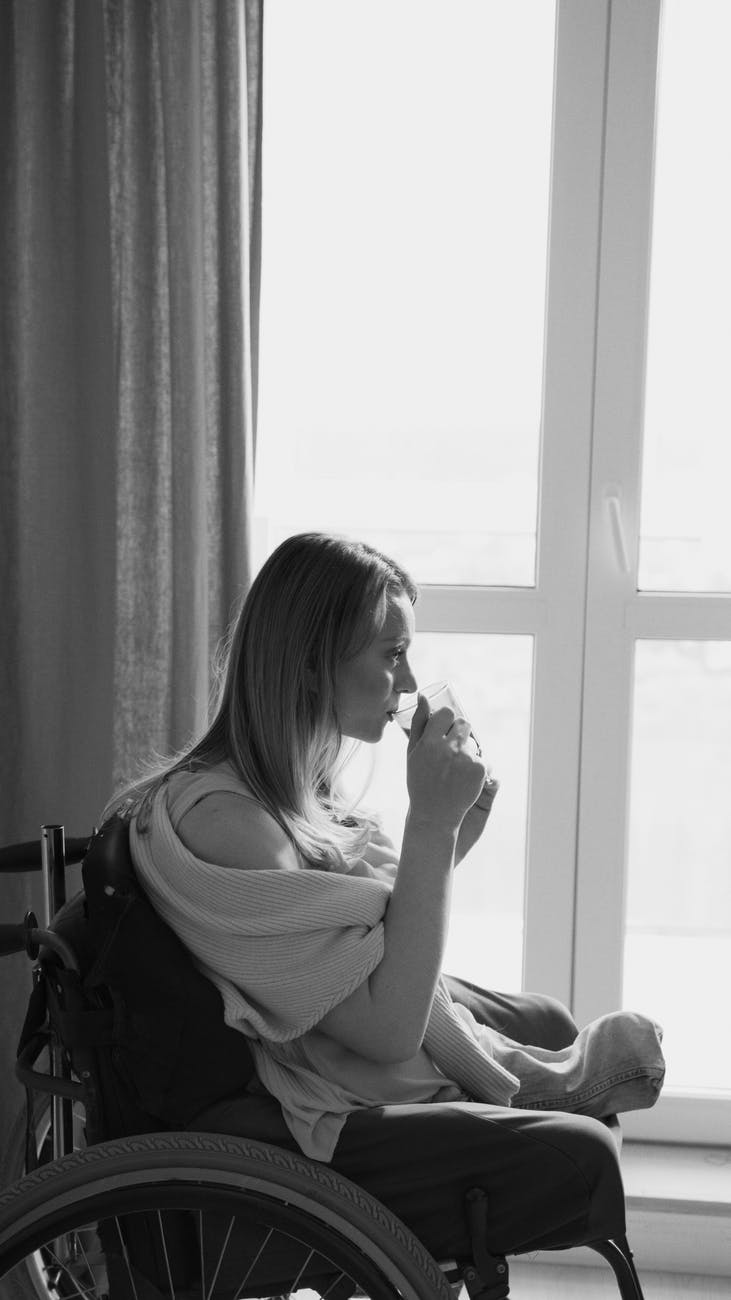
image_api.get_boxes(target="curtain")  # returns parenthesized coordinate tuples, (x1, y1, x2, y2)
(0, 0, 264, 1150)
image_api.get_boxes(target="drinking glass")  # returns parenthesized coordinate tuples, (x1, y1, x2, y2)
(393, 681, 482, 757)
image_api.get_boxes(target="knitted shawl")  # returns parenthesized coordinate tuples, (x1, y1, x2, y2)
(130, 786, 520, 1112)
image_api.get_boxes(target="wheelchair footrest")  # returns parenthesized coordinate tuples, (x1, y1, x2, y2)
(461, 1264, 510, 1300)
(463, 1187, 511, 1298)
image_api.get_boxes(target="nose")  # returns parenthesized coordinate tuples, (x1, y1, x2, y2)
(396, 659, 418, 695)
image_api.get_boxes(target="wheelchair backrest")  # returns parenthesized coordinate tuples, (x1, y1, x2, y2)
(23, 815, 257, 1145)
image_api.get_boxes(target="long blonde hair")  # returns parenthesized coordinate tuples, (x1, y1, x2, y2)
(110, 533, 417, 868)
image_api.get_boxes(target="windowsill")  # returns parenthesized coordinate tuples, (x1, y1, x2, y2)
(621, 1139, 731, 1217)
(523, 1140, 731, 1277)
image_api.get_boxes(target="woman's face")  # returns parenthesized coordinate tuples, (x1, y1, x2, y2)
(334, 591, 417, 743)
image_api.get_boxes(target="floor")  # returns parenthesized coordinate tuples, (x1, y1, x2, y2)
(500, 1262, 731, 1297)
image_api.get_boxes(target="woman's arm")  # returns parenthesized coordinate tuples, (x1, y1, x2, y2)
(454, 776, 499, 866)
(177, 793, 301, 871)
(317, 698, 486, 1062)
(317, 812, 458, 1061)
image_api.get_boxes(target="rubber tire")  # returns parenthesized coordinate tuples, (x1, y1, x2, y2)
(0, 1099, 56, 1193)
(0, 1131, 454, 1300)
(0, 1099, 69, 1300)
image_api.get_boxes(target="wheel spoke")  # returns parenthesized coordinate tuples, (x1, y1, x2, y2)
(113, 1214, 141, 1300)
(199, 1210, 206, 1300)
(68, 1227, 100, 1298)
(322, 1269, 356, 1299)
(203, 1214, 236, 1300)
(156, 1209, 177, 1300)
(39, 1237, 98, 1300)
(232, 1225, 274, 1300)
(287, 1246, 315, 1294)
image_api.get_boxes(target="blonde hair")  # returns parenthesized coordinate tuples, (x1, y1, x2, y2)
(110, 533, 417, 868)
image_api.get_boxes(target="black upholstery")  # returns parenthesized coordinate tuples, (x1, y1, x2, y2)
(81, 816, 257, 1136)
(24, 817, 256, 1144)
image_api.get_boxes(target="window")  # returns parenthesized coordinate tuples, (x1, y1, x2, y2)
(256, 0, 731, 1144)
(255, 0, 554, 588)
(257, 0, 556, 992)
(572, 0, 731, 1144)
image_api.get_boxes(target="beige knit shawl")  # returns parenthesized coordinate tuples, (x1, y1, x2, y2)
(130, 786, 520, 1109)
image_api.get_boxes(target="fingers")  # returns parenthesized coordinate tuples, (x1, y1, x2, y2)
(445, 717, 471, 752)
(473, 774, 500, 814)
(407, 693, 431, 744)
(414, 701, 482, 763)
(427, 706, 470, 750)
(407, 701, 487, 825)
(425, 704, 457, 733)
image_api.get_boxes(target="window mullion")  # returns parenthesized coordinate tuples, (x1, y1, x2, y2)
(416, 587, 544, 635)
(625, 594, 731, 641)
(520, 0, 611, 1005)
(574, 0, 662, 1025)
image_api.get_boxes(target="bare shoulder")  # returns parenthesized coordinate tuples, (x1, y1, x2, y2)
(177, 791, 300, 871)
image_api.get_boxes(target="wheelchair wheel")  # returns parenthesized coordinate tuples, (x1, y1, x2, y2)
(0, 1097, 87, 1187)
(0, 1098, 90, 1300)
(0, 1132, 454, 1300)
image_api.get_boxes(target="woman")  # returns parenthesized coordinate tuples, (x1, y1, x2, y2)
(110, 532, 664, 1257)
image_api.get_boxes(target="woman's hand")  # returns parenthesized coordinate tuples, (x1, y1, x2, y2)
(406, 694, 486, 831)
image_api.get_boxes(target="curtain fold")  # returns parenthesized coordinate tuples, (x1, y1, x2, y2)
(0, 0, 263, 1147)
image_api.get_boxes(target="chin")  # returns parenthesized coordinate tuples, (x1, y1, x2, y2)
(371, 717, 390, 741)
(344, 722, 386, 744)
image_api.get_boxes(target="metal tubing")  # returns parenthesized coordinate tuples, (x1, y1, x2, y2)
(588, 1239, 645, 1299)
(40, 825, 74, 1160)
(41, 825, 66, 927)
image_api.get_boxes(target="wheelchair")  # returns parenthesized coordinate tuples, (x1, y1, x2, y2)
(0, 819, 647, 1299)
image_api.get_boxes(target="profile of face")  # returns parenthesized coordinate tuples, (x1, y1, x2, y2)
(334, 591, 417, 743)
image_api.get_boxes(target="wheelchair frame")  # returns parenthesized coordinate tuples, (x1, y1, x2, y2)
(0, 823, 647, 1300)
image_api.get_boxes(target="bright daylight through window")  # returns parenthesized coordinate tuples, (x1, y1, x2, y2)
(255, 0, 554, 589)
(622, 0, 731, 1097)
(255, 0, 554, 992)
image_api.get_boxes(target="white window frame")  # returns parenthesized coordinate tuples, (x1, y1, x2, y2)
(419, 0, 730, 1144)
(258, 0, 730, 1145)
(574, 0, 731, 1144)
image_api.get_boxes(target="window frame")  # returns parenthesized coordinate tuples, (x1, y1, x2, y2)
(420, 0, 731, 1143)
(257, 0, 731, 1145)
(572, 0, 731, 1143)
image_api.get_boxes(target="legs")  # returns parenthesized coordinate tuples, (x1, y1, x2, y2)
(443, 975, 579, 1050)
(333, 1101, 626, 1261)
(195, 1090, 626, 1263)
(194, 984, 624, 1268)
(444, 979, 664, 1119)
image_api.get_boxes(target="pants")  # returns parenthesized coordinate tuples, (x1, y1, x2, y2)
(194, 979, 628, 1259)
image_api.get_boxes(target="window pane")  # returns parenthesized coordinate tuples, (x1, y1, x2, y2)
(256, 0, 556, 586)
(638, 0, 731, 592)
(342, 634, 532, 990)
(623, 641, 731, 1092)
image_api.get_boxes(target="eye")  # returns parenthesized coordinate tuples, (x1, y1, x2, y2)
(389, 647, 404, 664)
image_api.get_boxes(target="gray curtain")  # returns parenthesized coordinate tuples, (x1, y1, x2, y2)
(0, 0, 263, 1152)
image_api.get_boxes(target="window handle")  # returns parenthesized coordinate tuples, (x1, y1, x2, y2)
(605, 487, 631, 575)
